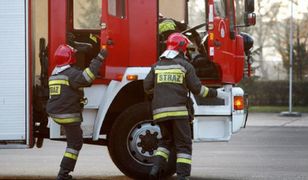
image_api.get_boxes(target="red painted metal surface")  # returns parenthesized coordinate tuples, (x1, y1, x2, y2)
(128, 0, 157, 66)
(101, 0, 157, 80)
(207, 0, 244, 84)
(100, 0, 129, 80)
(48, 0, 67, 75)
(47, 0, 244, 85)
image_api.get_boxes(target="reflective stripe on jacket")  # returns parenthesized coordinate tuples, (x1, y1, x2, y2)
(46, 57, 102, 125)
(144, 55, 212, 122)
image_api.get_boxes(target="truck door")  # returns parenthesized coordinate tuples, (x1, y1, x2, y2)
(0, 0, 30, 147)
(208, 0, 244, 83)
(101, 0, 157, 80)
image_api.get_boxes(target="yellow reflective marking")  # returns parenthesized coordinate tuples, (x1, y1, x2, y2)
(49, 85, 61, 95)
(64, 152, 78, 160)
(53, 117, 81, 124)
(89, 33, 97, 43)
(49, 80, 69, 86)
(157, 73, 184, 84)
(155, 69, 185, 84)
(153, 111, 188, 120)
(85, 68, 95, 80)
(159, 20, 176, 34)
(155, 69, 185, 74)
(155, 151, 169, 160)
(203, 86, 209, 97)
(176, 158, 192, 164)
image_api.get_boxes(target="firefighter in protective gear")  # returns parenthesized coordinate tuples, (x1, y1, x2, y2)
(46, 44, 107, 180)
(159, 13, 187, 41)
(158, 13, 187, 54)
(144, 33, 227, 180)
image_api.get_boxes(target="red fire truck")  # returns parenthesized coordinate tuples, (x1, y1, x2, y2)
(0, 0, 255, 179)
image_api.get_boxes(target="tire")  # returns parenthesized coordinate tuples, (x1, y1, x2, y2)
(108, 102, 176, 179)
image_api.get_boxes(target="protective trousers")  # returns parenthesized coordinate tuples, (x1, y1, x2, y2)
(60, 123, 83, 172)
(153, 119, 192, 178)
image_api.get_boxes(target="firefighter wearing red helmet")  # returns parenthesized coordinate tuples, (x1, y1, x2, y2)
(144, 33, 227, 180)
(46, 44, 107, 180)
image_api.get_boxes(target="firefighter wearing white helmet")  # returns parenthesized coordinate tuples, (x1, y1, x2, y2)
(144, 33, 227, 180)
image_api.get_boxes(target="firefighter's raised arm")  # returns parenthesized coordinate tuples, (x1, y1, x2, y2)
(69, 48, 108, 89)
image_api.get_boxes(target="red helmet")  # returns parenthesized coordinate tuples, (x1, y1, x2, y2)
(166, 33, 191, 53)
(54, 44, 77, 67)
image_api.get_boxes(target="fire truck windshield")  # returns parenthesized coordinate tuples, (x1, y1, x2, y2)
(73, 0, 102, 30)
(214, 0, 227, 18)
(188, 0, 206, 30)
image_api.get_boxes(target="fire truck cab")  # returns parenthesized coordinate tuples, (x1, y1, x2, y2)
(0, 0, 255, 179)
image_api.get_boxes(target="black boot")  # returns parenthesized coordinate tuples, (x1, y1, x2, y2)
(56, 168, 73, 180)
(149, 165, 161, 180)
(177, 176, 189, 180)
(149, 156, 166, 180)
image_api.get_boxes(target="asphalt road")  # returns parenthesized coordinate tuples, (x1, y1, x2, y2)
(0, 113, 308, 180)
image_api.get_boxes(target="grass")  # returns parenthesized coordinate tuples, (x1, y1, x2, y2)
(249, 106, 308, 113)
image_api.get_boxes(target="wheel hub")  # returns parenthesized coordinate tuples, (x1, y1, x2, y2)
(139, 130, 159, 154)
(128, 121, 161, 165)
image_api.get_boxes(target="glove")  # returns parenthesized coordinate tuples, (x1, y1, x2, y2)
(97, 48, 108, 61)
(216, 88, 229, 99)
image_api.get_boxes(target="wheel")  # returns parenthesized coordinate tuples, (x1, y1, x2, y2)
(108, 102, 176, 179)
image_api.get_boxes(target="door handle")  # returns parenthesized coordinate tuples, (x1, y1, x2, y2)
(214, 40, 221, 47)
(107, 39, 114, 45)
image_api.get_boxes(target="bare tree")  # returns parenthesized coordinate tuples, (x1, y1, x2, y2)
(273, 9, 308, 81)
(250, 1, 283, 80)
(294, 11, 308, 80)
(235, 0, 245, 25)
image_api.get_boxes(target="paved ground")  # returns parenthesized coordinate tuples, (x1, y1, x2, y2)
(0, 113, 308, 180)
(246, 112, 308, 127)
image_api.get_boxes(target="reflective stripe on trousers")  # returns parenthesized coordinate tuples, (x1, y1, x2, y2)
(153, 106, 188, 121)
(53, 117, 81, 124)
(176, 153, 192, 164)
(50, 113, 82, 125)
(157, 119, 192, 177)
(60, 123, 83, 171)
(64, 147, 79, 160)
(154, 147, 170, 161)
(176, 153, 192, 177)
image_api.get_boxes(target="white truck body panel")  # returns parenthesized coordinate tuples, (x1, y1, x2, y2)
(49, 68, 246, 142)
(49, 68, 151, 139)
(0, 0, 29, 144)
(193, 86, 246, 141)
(49, 85, 108, 138)
(92, 67, 152, 140)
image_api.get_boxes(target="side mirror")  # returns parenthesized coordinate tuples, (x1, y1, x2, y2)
(244, 13, 256, 26)
(245, 0, 255, 13)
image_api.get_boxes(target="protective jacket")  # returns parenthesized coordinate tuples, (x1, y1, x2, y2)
(46, 57, 102, 125)
(144, 54, 216, 122)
